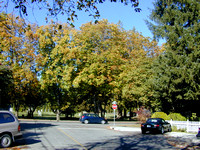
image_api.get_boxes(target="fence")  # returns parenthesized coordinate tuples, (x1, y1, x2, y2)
(167, 119, 200, 133)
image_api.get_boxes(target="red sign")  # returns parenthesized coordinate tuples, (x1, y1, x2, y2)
(112, 104, 117, 110)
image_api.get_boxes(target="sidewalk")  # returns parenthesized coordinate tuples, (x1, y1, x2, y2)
(110, 126, 141, 132)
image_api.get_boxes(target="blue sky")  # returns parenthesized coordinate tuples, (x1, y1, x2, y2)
(7, 0, 163, 44)
(73, 0, 155, 38)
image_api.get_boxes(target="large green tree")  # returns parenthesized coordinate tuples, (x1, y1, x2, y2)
(148, 0, 200, 114)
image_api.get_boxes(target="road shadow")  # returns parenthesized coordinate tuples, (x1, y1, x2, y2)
(11, 122, 57, 148)
(83, 134, 177, 150)
(20, 122, 57, 131)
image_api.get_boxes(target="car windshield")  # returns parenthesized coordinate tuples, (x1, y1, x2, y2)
(146, 118, 161, 123)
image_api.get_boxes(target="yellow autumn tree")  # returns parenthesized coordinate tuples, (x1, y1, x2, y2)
(0, 13, 45, 117)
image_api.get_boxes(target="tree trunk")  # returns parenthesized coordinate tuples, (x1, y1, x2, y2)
(124, 109, 127, 118)
(56, 109, 60, 121)
(129, 108, 133, 120)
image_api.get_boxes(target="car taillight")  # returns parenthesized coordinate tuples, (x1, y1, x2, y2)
(141, 124, 144, 127)
(18, 125, 21, 132)
(154, 125, 159, 127)
(82, 116, 85, 119)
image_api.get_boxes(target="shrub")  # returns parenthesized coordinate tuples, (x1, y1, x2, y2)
(172, 126, 186, 132)
(151, 112, 170, 120)
(168, 113, 187, 121)
(137, 106, 151, 123)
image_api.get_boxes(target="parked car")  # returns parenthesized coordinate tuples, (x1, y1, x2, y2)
(0, 110, 22, 148)
(141, 118, 171, 134)
(79, 113, 108, 124)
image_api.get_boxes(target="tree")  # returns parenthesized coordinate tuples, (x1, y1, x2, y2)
(1, 0, 141, 26)
(69, 20, 128, 115)
(37, 22, 74, 121)
(0, 13, 45, 116)
(66, 20, 161, 116)
(0, 65, 14, 109)
(115, 29, 161, 117)
(147, 0, 200, 114)
(23, 80, 46, 118)
(0, 13, 28, 113)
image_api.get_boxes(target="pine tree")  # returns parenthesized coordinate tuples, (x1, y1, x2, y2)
(148, 0, 200, 114)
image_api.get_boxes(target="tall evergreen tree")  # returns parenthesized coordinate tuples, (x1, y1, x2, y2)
(147, 0, 200, 114)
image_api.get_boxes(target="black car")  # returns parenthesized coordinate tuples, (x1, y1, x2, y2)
(141, 118, 171, 134)
(79, 113, 108, 124)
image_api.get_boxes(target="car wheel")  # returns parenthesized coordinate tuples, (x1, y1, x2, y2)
(84, 120, 89, 124)
(142, 130, 146, 134)
(160, 127, 164, 134)
(0, 134, 12, 148)
(101, 120, 106, 124)
(168, 126, 172, 132)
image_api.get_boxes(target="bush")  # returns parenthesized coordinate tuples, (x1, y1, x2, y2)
(172, 126, 186, 132)
(151, 112, 170, 120)
(168, 113, 187, 121)
(137, 106, 151, 123)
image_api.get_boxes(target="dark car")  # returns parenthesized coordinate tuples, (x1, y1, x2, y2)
(79, 113, 108, 124)
(0, 111, 22, 148)
(141, 118, 171, 134)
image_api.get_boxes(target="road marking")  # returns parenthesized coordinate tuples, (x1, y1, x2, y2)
(56, 128, 88, 150)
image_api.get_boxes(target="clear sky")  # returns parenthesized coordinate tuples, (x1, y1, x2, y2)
(72, 0, 155, 38)
(6, 0, 164, 44)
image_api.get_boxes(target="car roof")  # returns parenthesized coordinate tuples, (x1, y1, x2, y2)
(83, 113, 95, 115)
(0, 110, 12, 113)
(147, 118, 164, 121)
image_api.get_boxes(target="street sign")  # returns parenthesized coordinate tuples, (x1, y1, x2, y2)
(112, 104, 117, 110)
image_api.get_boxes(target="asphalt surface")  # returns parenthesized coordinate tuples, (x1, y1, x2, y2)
(5, 120, 200, 150)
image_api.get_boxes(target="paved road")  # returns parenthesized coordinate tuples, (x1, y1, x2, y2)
(10, 120, 180, 150)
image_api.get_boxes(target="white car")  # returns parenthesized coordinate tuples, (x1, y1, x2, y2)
(0, 110, 22, 148)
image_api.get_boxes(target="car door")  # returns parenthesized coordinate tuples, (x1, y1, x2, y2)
(89, 114, 95, 123)
(94, 114, 101, 123)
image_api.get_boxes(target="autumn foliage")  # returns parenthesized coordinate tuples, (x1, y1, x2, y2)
(0, 13, 161, 119)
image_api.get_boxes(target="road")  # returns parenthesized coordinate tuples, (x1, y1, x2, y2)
(10, 120, 179, 150)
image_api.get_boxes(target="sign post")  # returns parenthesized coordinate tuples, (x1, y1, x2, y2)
(112, 101, 117, 126)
